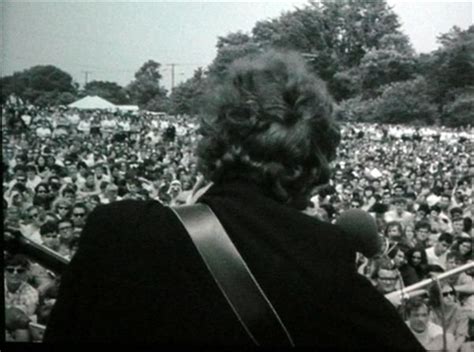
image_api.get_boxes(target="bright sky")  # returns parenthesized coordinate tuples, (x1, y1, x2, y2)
(1, 1, 472, 92)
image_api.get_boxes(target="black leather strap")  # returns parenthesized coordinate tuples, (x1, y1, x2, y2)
(171, 204, 294, 347)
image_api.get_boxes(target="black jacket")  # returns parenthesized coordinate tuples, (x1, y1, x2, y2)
(44, 180, 424, 350)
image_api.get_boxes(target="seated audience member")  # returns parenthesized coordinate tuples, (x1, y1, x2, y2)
(99, 182, 121, 204)
(452, 237, 473, 264)
(425, 232, 454, 270)
(19, 205, 44, 244)
(40, 221, 60, 252)
(70, 202, 88, 228)
(413, 220, 431, 249)
(402, 224, 417, 249)
(25, 163, 42, 191)
(57, 219, 75, 259)
(52, 198, 72, 220)
(77, 170, 101, 198)
(451, 216, 470, 240)
(405, 297, 456, 351)
(406, 248, 429, 283)
(384, 197, 414, 229)
(429, 283, 469, 351)
(33, 183, 54, 211)
(5, 255, 39, 322)
(371, 257, 400, 296)
(384, 221, 405, 244)
(388, 244, 419, 287)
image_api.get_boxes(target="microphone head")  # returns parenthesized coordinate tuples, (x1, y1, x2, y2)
(336, 209, 381, 257)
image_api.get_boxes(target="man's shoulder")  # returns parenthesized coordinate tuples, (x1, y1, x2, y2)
(93, 199, 165, 221)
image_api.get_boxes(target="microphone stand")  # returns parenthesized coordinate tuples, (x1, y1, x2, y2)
(4, 228, 70, 274)
(385, 262, 474, 301)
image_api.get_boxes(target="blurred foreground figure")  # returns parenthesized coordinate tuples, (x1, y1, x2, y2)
(44, 51, 423, 349)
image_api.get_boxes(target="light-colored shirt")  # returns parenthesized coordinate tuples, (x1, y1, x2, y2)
(406, 321, 456, 352)
(425, 246, 448, 270)
(5, 281, 39, 318)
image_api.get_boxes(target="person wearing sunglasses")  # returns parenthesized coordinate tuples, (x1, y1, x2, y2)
(428, 282, 469, 351)
(19, 205, 43, 244)
(70, 203, 88, 228)
(5, 255, 40, 324)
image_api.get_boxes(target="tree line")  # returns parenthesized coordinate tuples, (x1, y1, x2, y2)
(1, 0, 472, 126)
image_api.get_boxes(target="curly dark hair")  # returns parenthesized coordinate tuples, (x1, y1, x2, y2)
(197, 50, 340, 208)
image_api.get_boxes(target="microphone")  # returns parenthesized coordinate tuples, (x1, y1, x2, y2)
(4, 228, 70, 274)
(336, 209, 382, 258)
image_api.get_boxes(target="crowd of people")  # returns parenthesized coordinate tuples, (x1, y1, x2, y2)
(3, 102, 473, 348)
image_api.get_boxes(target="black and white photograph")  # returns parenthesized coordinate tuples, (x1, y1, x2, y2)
(2, 0, 473, 349)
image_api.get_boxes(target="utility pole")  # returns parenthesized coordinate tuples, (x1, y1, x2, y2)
(165, 64, 178, 92)
(170, 64, 176, 92)
(82, 70, 92, 87)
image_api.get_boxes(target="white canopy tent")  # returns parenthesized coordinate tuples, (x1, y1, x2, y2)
(68, 96, 116, 110)
(115, 105, 139, 112)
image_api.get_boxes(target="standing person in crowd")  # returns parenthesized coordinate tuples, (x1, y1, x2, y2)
(44, 51, 423, 349)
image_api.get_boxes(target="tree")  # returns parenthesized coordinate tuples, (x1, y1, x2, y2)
(127, 60, 168, 111)
(207, 31, 261, 80)
(84, 80, 130, 105)
(250, 0, 407, 98)
(169, 68, 207, 116)
(422, 26, 474, 106)
(373, 77, 439, 125)
(329, 68, 362, 102)
(335, 95, 379, 122)
(358, 48, 416, 98)
(442, 92, 474, 127)
(0, 65, 77, 106)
